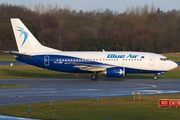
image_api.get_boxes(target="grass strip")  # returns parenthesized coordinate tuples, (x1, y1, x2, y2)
(0, 84, 30, 88)
(0, 55, 16, 61)
(161, 52, 180, 57)
(166, 57, 180, 62)
(0, 94, 180, 120)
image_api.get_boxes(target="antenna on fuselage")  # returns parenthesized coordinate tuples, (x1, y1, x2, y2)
(102, 49, 105, 52)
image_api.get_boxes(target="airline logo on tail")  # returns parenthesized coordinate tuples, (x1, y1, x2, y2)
(16, 26, 28, 47)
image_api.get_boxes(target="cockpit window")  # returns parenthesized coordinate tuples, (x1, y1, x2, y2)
(160, 58, 169, 61)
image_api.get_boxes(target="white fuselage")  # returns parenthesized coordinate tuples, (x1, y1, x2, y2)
(23, 51, 177, 72)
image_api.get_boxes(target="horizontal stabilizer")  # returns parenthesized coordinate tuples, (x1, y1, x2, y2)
(4, 51, 31, 57)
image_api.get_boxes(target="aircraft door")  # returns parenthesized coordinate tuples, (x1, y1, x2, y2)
(44, 56, 49, 66)
(149, 56, 154, 66)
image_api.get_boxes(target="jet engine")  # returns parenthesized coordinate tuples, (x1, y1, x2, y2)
(100, 67, 125, 77)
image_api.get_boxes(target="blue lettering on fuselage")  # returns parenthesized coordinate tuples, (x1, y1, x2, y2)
(107, 54, 139, 58)
(126, 54, 139, 58)
(107, 54, 125, 58)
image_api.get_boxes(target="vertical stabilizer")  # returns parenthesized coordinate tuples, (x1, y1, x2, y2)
(11, 18, 58, 53)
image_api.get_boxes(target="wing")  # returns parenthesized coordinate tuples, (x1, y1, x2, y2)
(68, 62, 112, 72)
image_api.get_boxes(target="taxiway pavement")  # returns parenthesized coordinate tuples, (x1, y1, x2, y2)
(0, 78, 180, 106)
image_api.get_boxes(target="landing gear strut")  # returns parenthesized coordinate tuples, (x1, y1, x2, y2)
(91, 73, 98, 80)
(154, 76, 158, 80)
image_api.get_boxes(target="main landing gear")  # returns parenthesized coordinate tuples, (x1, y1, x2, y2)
(154, 76, 158, 80)
(91, 73, 98, 80)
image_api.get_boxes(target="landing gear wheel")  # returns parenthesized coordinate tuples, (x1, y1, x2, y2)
(91, 74, 98, 80)
(154, 76, 158, 80)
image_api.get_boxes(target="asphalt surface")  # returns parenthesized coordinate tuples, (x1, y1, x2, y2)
(1, 78, 180, 107)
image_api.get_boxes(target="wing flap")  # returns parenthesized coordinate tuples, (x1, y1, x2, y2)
(70, 62, 107, 72)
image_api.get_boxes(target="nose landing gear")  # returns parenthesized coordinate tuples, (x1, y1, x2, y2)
(153, 76, 157, 80)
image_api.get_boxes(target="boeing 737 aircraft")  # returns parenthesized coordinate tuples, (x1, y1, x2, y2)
(9, 18, 178, 80)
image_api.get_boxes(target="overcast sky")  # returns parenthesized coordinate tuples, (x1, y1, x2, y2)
(1, 0, 180, 13)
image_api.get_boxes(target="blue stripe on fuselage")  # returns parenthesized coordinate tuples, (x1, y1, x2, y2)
(15, 55, 165, 74)
(15, 55, 112, 73)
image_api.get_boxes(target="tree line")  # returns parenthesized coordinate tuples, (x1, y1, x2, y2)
(0, 3, 180, 53)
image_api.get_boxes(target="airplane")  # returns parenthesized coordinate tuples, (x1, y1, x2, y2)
(8, 18, 178, 80)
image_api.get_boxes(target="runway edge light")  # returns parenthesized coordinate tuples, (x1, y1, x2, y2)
(132, 92, 135, 101)
(137, 92, 140, 100)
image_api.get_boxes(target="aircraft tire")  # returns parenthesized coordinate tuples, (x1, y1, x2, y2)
(91, 75, 97, 80)
(154, 76, 158, 80)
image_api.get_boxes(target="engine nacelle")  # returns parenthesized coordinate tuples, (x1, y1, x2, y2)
(100, 67, 125, 77)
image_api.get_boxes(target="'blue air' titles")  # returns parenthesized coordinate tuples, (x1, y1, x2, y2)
(126, 54, 139, 58)
(107, 54, 139, 58)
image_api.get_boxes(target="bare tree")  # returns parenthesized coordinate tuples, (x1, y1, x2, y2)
(150, 3, 156, 13)
(53, 27, 68, 50)
(141, 4, 149, 15)
(135, 6, 140, 15)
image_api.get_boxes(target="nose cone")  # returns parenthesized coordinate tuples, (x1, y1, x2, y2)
(170, 61, 178, 70)
(163, 61, 178, 71)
